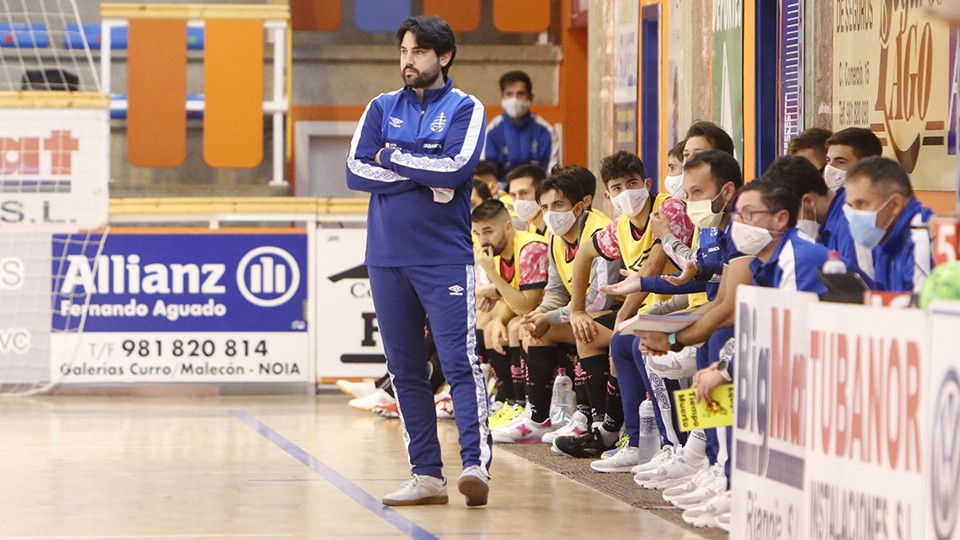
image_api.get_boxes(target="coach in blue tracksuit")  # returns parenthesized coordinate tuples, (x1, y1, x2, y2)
(345, 16, 491, 508)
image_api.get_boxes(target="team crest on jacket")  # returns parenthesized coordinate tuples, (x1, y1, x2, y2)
(430, 112, 447, 133)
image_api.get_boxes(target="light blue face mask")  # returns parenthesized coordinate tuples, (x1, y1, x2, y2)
(843, 196, 893, 249)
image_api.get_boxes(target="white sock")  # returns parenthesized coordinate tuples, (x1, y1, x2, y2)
(598, 425, 620, 446)
(683, 430, 708, 459)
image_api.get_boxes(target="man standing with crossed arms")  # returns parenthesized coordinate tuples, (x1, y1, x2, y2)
(345, 15, 491, 507)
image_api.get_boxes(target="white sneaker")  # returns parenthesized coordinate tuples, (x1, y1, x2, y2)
(590, 445, 640, 473)
(457, 465, 489, 507)
(646, 347, 698, 379)
(682, 490, 731, 527)
(382, 475, 448, 506)
(664, 463, 727, 509)
(336, 379, 377, 399)
(662, 466, 712, 500)
(638, 449, 707, 490)
(492, 403, 532, 432)
(714, 510, 731, 531)
(349, 388, 395, 411)
(543, 410, 589, 445)
(631, 445, 675, 476)
(492, 417, 557, 444)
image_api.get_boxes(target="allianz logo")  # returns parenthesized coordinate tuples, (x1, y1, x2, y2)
(58, 247, 301, 307)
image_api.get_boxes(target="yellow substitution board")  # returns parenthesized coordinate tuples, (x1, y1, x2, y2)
(673, 384, 734, 432)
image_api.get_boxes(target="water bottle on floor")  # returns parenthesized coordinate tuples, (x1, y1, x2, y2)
(638, 395, 659, 461)
(549, 368, 574, 422)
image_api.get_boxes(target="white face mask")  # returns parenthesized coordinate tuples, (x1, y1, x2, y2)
(731, 220, 775, 255)
(663, 174, 685, 199)
(611, 187, 650, 218)
(502, 97, 531, 119)
(513, 199, 540, 223)
(796, 203, 819, 240)
(823, 164, 847, 192)
(544, 209, 577, 236)
(686, 193, 724, 229)
(797, 219, 819, 241)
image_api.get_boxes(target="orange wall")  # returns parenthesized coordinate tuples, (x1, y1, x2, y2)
(559, 0, 588, 167)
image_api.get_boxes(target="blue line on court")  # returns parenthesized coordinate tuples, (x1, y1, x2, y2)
(229, 409, 439, 540)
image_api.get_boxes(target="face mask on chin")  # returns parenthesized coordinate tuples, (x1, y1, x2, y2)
(796, 202, 819, 240)
(502, 97, 531, 119)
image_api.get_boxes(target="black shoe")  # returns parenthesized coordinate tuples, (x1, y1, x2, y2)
(553, 427, 616, 458)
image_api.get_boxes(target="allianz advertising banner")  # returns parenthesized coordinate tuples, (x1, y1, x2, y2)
(49, 232, 309, 383)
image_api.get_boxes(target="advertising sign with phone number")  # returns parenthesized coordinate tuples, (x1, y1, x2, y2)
(50, 232, 309, 383)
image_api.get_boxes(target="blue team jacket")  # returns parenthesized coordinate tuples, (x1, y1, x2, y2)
(484, 112, 556, 180)
(346, 77, 486, 267)
(871, 197, 934, 293)
(639, 224, 737, 302)
(818, 188, 859, 263)
(750, 228, 830, 294)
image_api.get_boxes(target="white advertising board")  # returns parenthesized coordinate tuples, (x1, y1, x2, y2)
(927, 301, 960, 540)
(0, 108, 109, 232)
(804, 303, 929, 540)
(732, 286, 817, 539)
(314, 228, 386, 379)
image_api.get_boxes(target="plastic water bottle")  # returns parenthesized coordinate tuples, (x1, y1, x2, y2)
(549, 368, 574, 419)
(638, 396, 660, 461)
(822, 250, 847, 274)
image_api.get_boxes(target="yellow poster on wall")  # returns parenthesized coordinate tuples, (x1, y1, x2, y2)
(833, 1, 956, 190)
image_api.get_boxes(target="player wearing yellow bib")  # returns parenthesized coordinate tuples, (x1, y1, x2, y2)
(506, 164, 548, 236)
(498, 169, 623, 444)
(553, 151, 693, 459)
(471, 199, 548, 424)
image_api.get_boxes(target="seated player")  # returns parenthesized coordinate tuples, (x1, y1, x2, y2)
(498, 169, 622, 443)
(557, 150, 692, 463)
(507, 164, 548, 236)
(682, 121, 735, 162)
(597, 150, 741, 476)
(661, 140, 687, 200)
(843, 156, 934, 293)
(471, 199, 548, 424)
(823, 127, 883, 192)
(788, 127, 832, 171)
(764, 154, 861, 267)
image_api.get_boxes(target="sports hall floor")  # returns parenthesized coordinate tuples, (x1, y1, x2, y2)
(0, 393, 713, 539)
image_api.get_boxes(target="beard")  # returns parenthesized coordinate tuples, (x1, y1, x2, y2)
(484, 238, 507, 257)
(401, 63, 442, 88)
